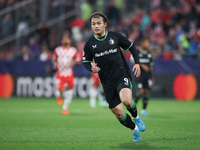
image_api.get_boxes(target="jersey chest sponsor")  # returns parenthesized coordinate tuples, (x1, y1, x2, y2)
(92, 41, 118, 58)
(139, 58, 150, 63)
(94, 48, 117, 57)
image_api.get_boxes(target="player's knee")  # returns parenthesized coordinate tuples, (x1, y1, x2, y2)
(59, 89, 64, 94)
(112, 109, 124, 120)
(66, 86, 73, 90)
(120, 94, 132, 105)
(123, 99, 132, 108)
(114, 113, 124, 120)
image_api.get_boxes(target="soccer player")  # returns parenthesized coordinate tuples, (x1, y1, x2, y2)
(130, 38, 154, 116)
(52, 35, 81, 115)
(83, 12, 145, 142)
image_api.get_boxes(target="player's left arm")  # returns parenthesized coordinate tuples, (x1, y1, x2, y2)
(149, 52, 155, 84)
(72, 50, 81, 66)
(150, 65, 155, 85)
(117, 33, 140, 77)
(129, 45, 141, 78)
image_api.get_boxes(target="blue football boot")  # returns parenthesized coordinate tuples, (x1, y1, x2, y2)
(133, 116, 145, 132)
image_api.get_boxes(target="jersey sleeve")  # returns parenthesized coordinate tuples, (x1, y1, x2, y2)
(73, 48, 81, 61)
(149, 53, 154, 66)
(116, 32, 133, 51)
(53, 48, 58, 59)
(83, 42, 93, 63)
(130, 55, 135, 63)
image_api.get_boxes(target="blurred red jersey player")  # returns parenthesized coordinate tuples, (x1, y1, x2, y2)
(52, 35, 81, 115)
(90, 72, 99, 108)
(90, 71, 107, 108)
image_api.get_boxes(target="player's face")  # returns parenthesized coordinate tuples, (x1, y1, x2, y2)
(91, 17, 107, 37)
(142, 39, 150, 49)
(62, 36, 71, 47)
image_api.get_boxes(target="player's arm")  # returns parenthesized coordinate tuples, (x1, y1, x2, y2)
(83, 43, 100, 73)
(117, 32, 140, 77)
(130, 55, 149, 72)
(140, 64, 150, 72)
(52, 50, 57, 69)
(129, 45, 141, 77)
(72, 50, 81, 66)
(149, 53, 155, 84)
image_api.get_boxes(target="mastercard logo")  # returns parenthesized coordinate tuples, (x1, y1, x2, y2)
(0, 73, 14, 98)
(173, 74, 197, 101)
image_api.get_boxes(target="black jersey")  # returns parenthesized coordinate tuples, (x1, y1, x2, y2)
(130, 48, 153, 76)
(83, 31, 133, 84)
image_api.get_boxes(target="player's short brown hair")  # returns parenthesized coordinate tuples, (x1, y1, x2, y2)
(89, 12, 108, 23)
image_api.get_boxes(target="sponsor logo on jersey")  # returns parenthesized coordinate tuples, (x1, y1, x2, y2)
(92, 44, 97, 49)
(95, 48, 117, 57)
(139, 58, 150, 63)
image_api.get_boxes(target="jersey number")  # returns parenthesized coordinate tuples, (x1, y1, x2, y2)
(124, 78, 129, 85)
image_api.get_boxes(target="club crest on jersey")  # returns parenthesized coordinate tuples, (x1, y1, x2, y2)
(92, 44, 97, 49)
(109, 38, 114, 45)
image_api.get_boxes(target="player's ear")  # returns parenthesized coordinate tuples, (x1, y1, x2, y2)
(104, 22, 107, 27)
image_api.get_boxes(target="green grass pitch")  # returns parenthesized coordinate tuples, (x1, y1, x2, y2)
(0, 97, 200, 150)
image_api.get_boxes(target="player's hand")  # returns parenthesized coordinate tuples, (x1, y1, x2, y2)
(91, 62, 100, 73)
(140, 64, 150, 72)
(152, 77, 155, 85)
(132, 64, 141, 77)
(70, 61, 75, 67)
(53, 62, 57, 69)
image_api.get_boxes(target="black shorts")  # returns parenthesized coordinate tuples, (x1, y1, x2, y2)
(135, 75, 152, 90)
(103, 74, 132, 109)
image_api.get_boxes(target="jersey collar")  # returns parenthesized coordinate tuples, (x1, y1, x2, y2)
(94, 31, 108, 41)
(139, 48, 148, 54)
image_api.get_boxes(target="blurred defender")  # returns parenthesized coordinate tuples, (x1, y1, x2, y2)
(52, 35, 81, 115)
(90, 72, 107, 108)
(130, 38, 154, 116)
(83, 12, 145, 142)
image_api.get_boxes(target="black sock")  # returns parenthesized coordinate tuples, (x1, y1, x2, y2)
(135, 93, 141, 104)
(143, 95, 149, 110)
(118, 113, 135, 130)
(126, 101, 138, 118)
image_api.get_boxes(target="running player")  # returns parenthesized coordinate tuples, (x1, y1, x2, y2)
(52, 35, 81, 115)
(83, 12, 145, 142)
(130, 38, 154, 116)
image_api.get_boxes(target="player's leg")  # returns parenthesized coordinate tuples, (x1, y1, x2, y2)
(90, 85, 98, 108)
(98, 82, 107, 107)
(111, 103, 141, 142)
(55, 75, 64, 105)
(141, 89, 149, 116)
(119, 88, 145, 132)
(135, 83, 144, 104)
(141, 79, 152, 116)
(90, 74, 99, 108)
(62, 76, 74, 115)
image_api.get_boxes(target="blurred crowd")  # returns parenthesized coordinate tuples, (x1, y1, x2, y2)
(0, 0, 200, 61)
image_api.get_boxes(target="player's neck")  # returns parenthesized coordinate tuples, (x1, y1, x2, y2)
(140, 47, 147, 53)
(95, 30, 106, 38)
(63, 45, 71, 48)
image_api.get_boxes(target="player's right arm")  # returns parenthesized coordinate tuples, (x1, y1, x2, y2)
(83, 42, 100, 73)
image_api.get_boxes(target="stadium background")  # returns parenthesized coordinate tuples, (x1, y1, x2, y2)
(0, 0, 200, 100)
(1, 1, 200, 150)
